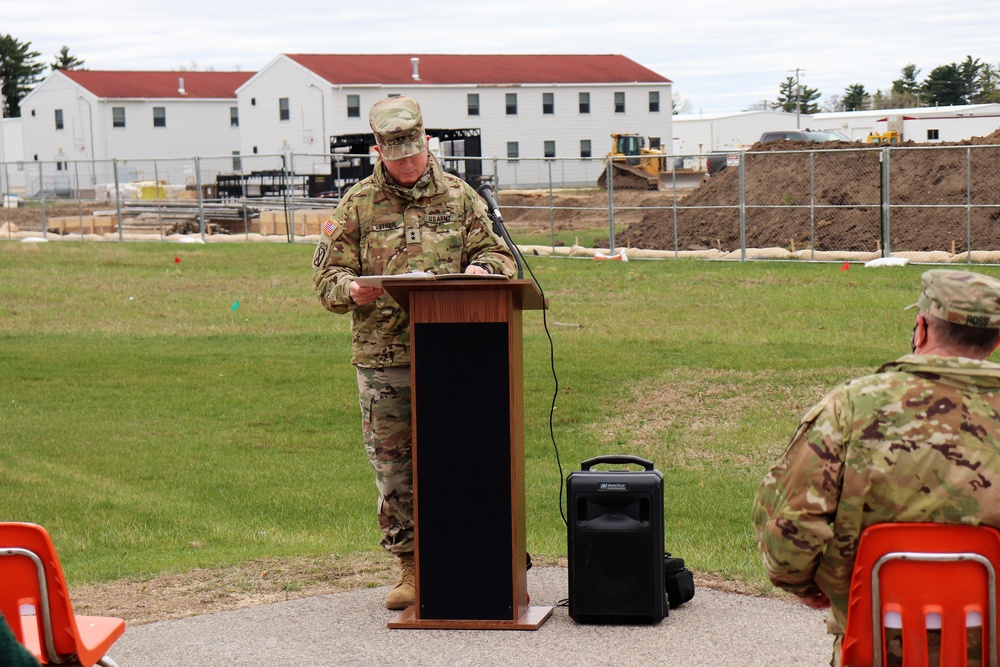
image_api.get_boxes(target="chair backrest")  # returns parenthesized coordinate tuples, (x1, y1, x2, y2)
(0, 522, 82, 663)
(842, 522, 1000, 667)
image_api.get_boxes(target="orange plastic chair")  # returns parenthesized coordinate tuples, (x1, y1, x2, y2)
(841, 522, 1000, 667)
(0, 522, 125, 666)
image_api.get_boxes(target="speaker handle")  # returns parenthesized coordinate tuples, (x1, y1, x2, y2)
(580, 455, 654, 471)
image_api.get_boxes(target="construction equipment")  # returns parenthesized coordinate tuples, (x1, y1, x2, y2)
(866, 131, 902, 145)
(597, 133, 711, 190)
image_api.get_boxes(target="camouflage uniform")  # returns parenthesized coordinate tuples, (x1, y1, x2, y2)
(312, 96, 516, 554)
(752, 270, 1000, 657)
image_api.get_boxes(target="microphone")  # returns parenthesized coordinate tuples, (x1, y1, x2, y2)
(476, 181, 523, 279)
(477, 183, 504, 224)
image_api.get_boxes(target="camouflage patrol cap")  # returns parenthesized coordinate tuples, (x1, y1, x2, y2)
(368, 96, 427, 161)
(907, 269, 1000, 328)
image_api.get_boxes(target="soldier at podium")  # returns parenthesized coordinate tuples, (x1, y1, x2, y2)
(312, 96, 516, 610)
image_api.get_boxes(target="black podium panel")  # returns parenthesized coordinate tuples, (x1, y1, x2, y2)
(567, 462, 666, 624)
(413, 321, 512, 620)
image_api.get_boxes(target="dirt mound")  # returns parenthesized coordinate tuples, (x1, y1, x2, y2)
(618, 130, 1000, 253)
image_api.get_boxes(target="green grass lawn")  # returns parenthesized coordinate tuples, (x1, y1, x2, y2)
(3, 240, 988, 594)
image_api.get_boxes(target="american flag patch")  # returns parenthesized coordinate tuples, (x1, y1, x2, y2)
(323, 219, 339, 236)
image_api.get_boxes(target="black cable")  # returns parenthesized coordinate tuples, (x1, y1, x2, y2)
(490, 211, 567, 529)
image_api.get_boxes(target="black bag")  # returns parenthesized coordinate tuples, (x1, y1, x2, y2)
(663, 553, 695, 608)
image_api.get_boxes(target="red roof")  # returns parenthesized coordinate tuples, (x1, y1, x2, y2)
(284, 54, 671, 85)
(60, 70, 254, 99)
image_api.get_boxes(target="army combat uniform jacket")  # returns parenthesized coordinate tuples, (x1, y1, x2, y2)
(752, 354, 1000, 635)
(312, 154, 516, 369)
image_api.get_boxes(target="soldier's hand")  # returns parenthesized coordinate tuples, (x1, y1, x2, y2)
(465, 264, 489, 275)
(350, 281, 383, 305)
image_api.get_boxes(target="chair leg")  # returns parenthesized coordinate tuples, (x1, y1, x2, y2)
(97, 657, 120, 667)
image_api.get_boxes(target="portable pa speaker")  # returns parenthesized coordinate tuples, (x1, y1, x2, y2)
(567, 455, 667, 624)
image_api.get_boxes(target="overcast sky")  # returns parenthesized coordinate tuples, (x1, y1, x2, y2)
(5, 0, 999, 115)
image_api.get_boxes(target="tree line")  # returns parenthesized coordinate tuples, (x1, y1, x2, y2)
(3, 33, 997, 119)
(754, 56, 1000, 114)
(0, 35, 84, 117)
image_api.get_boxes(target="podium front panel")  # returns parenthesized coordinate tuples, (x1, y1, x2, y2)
(413, 321, 514, 620)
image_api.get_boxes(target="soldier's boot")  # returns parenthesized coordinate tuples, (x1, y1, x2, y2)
(385, 552, 416, 611)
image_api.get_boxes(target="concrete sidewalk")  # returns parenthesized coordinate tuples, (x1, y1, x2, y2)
(110, 567, 833, 666)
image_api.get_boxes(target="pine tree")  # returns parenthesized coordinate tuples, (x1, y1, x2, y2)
(922, 63, 965, 106)
(0, 34, 46, 117)
(891, 63, 921, 96)
(977, 63, 1000, 103)
(957, 55, 984, 103)
(842, 83, 869, 112)
(776, 76, 820, 114)
(51, 45, 85, 71)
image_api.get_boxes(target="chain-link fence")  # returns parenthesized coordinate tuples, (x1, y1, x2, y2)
(4, 145, 1000, 262)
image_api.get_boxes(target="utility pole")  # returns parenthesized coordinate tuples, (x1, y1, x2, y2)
(789, 67, 806, 128)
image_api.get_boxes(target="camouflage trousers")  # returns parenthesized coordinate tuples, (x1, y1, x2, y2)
(356, 365, 413, 555)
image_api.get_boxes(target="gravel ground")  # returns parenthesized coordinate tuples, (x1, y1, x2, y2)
(111, 566, 833, 667)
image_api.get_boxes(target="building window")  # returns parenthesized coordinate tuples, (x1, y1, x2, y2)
(347, 95, 360, 118)
(649, 91, 660, 113)
(112, 107, 126, 128)
(579, 92, 590, 114)
(544, 140, 556, 158)
(56, 161, 67, 171)
(649, 137, 661, 149)
(927, 128, 940, 140)
(507, 141, 519, 160)
(232, 151, 242, 171)
(54, 109, 64, 130)
(543, 92, 554, 115)
(153, 106, 166, 127)
(614, 92, 626, 113)
(467, 93, 480, 116)
(279, 97, 290, 121)
(580, 139, 592, 158)
(506, 93, 518, 115)
(230, 107, 239, 127)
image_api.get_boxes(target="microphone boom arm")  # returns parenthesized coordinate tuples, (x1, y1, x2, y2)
(478, 183, 524, 279)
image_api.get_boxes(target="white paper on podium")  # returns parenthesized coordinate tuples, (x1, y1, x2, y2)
(353, 272, 509, 287)
(352, 271, 434, 288)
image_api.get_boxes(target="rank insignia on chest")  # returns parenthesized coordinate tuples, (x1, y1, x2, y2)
(406, 228, 421, 244)
(323, 219, 341, 237)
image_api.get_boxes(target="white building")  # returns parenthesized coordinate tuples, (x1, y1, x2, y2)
(18, 69, 252, 195)
(672, 110, 801, 153)
(237, 53, 673, 164)
(811, 104, 1000, 143)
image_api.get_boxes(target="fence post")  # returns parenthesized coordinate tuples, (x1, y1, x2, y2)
(73, 161, 83, 230)
(2, 161, 11, 237)
(966, 146, 972, 262)
(195, 156, 206, 241)
(38, 161, 48, 236)
(809, 151, 816, 259)
(738, 151, 746, 261)
(113, 158, 123, 242)
(548, 159, 556, 249)
(606, 155, 615, 254)
(154, 160, 164, 239)
(880, 148, 890, 257)
(288, 152, 297, 243)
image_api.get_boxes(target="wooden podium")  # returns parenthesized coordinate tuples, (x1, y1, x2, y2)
(383, 277, 553, 630)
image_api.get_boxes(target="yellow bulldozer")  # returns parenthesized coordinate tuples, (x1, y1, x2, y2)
(596, 133, 712, 190)
(866, 131, 902, 145)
